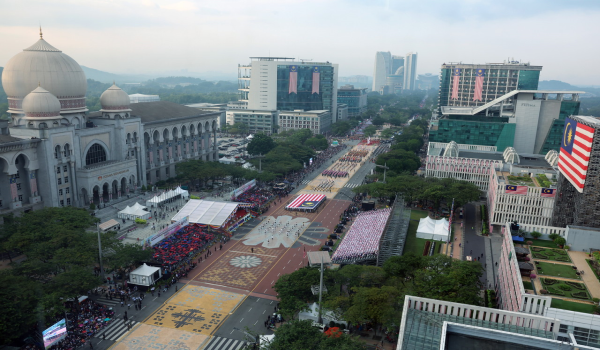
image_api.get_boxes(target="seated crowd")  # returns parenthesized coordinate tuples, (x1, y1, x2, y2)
(234, 187, 274, 208)
(48, 299, 114, 350)
(153, 225, 215, 269)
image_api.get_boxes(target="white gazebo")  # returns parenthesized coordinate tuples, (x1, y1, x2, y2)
(118, 202, 150, 220)
(416, 217, 450, 241)
(128, 263, 162, 287)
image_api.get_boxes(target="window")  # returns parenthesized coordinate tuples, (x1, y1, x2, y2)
(60, 200, 64, 206)
(66, 187, 70, 194)
(15, 171, 19, 179)
(16, 183, 21, 190)
(59, 189, 63, 195)
(63, 166, 67, 172)
(58, 178, 61, 185)
(64, 176, 69, 183)
(85, 143, 107, 165)
(57, 167, 61, 174)
(54, 145, 61, 159)
(67, 198, 71, 205)
(18, 195, 23, 202)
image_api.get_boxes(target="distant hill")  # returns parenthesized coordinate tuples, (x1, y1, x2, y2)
(538, 80, 579, 91)
(81, 66, 153, 84)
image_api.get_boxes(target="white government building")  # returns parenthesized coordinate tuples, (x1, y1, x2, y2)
(0, 30, 219, 214)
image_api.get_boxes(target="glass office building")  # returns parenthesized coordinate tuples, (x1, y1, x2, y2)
(276, 64, 335, 112)
(337, 85, 368, 117)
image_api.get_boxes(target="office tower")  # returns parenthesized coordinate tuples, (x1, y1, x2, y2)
(391, 55, 405, 75)
(403, 52, 418, 91)
(553, 115, 600, 227)
(438, 61, 542, 113)
(372, 51, 391, 92)
(337, 85, 368, 117)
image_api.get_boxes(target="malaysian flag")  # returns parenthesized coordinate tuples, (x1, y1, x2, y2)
(168, 145, 173, 158)
(288, 65, 298, 94)
(30, 172, 37, 195)
(558, 117, 595, 193)
(312, 66, 320, 94)
(473, 69, 485, 101)
(540, 188, 556, 198)
(10, 177, 17, 200)
(505, 185, 528, 195)
(451, 68, 461, 99)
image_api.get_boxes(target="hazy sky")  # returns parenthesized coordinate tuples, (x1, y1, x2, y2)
(1, 0, 599, 85)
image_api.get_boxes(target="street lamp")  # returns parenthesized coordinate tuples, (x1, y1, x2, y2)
(376, 162, 389, 183)
(96, 223, 105, 281)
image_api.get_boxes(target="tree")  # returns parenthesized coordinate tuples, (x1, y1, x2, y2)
(530, 231, 542, 239)
(0, 272, 39, 343)
(265, 320, 366, 350)
(331, 121, 351, 136)
(273, 267, 320, 320)
(555, 237, 566, 247)
(247, 133, 276, 155)
(363, 125, 377, 137)
(383, 253, 424, 284)
(372, 116, 385, 126)
(549, 233, 560, 241)
(344, 286, 401, 334)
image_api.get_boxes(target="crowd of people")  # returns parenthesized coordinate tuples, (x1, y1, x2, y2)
(47, 299, 114, 350)
(283, 144, 348, 184)
(152, 225, 215, 270)
(331, 208, 392, 264)
(314, 179, 336, 192)
(234, 187, 275, 209)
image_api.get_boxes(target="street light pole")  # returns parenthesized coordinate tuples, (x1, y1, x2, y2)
(96, 223, 105, 281)
(376, 162, 389, 183)
(317, 255, 324, 324)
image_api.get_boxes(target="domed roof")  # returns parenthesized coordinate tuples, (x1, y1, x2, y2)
(100, 84, 131, 112)
(22, 86, 61, 119)
(1, 32, 87, 114)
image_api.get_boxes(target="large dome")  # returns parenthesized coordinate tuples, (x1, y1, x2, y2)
(100, 84, 131, 112)
(22, 86, 61, 119)
(1, 34, 87, 114)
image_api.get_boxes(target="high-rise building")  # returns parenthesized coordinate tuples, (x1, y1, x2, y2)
(238, 57, 338, 125)
(552, 115, 600, 227)
(430, 90, 582, 154)
(391, 55, 405, 74)
(438, 61, 542, 114)
(372, 51, 391, 93)
(337, 85, 368, 117)
(403, 52, 418, 91)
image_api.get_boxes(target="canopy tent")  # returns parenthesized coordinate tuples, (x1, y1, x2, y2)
(298, 302, 347, 327)
(172, 199, 239, 228)
(118, 202, 151, 220)
(99, 219, 119, 232)
(173, 186, 189, 199)
(128, 263, 162, 287)
(146, 189, 185, 207)
(416, 217, 450, 241)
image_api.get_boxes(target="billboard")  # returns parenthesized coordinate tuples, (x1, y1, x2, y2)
(147, 216, 189, 247)
(43, 318, 67, 349)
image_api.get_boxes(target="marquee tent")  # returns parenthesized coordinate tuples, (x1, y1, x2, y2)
(416, 217, 450, 241)
(128, 263, 162, 287)
(171, 199, 239, 228)
(146, 188, 187, 207)
(173, 186, 189, 199)
(118, 202, 151, 220)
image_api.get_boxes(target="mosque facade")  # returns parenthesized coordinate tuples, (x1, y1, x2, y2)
(0, 31, 219, 213)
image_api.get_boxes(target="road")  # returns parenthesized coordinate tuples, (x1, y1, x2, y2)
(462, 203, 488, 285)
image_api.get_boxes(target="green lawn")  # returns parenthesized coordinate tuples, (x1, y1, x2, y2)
(535, 261, 580, 279)
(523, 281, 534, 290)
(530, 247, 572, 263)
(403, 210, 441, 256)
(551, 298, 597, 313)
(586, 259, 600, 283)
(541, 278, 590, 300)
(530, 239, 560, 248)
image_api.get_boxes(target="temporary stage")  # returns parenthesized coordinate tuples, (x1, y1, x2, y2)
(172, 199, 240, 229)
(285, 194, 326, 212)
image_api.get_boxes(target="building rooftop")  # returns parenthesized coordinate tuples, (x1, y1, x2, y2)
(0, 135, 29, 144)
(89, 101, 218, 122)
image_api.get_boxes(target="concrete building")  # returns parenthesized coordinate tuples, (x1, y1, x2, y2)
(372, 51, 392, 93)
(438, 61, 542, 114)
(278, 110, 331, 135)
(416, 73, 439, 90)
(0, 32, 218, 213)
(129, 94, 160, 103)
(225, 109, 278, 135)
(403, 52, 418, 91)
(430, 90, 583, 154)
(336, 104, 348, 121)
(553, 115, 600, 228)
(237, 57, 338, 125)
(186, 103, 227, 128)
(337, 85, 368, 117)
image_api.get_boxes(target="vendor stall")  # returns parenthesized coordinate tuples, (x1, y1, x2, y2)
(128, 263, 162, 287)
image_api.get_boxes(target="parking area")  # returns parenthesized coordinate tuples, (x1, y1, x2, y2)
(217, 136, 249, 159)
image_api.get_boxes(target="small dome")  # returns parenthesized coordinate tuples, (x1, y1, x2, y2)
(100, 84, 131, 112)
(22, 86, 61, 119)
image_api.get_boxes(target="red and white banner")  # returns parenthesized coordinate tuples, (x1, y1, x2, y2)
(286, 194, 326, 209)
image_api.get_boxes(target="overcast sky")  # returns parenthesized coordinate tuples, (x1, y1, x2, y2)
(1, 0, 599, 85)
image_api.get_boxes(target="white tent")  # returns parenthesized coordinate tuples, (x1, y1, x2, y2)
(416, 217, 450, 241)
(174, 186, 190, 199)
(129, 263, 162, 287)
(145, 189, 184, 207)
(298, 302, 347, 327)
(118, 202, 151, 220)
(172, 199, 239, 227)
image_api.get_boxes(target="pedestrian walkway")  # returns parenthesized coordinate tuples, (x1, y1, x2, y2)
(449, 222, 463, 260)
(94, 296, 120, 308)
(569, 250, 600, 299)
(344, 183, 361, 188)
(204, 336, 247, 350)
(94, 319, 139, 341)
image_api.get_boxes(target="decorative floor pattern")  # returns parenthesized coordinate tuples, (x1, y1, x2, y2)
(112, 323, 209, 350)
(169, 285, 245, 312)
(242, 215, 310, 249)
(194, 246, 284, 290)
